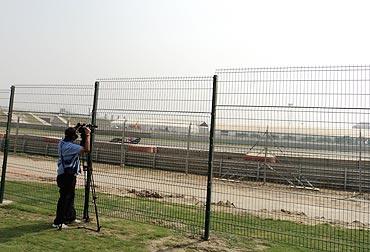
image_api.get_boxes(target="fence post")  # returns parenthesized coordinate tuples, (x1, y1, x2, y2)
(358, 130, 362, 193)
(152, 151, 157, 169)
(219, 156, 223, 178)
(0, 85, 15, 204)
(83, 81, 99, 220)
(13, 116, 19, 153)
(185, 123, 192, 174)
(204, 75, 218, 240)
(120, 120, 127, 167)
(22, 139, 26, 153)
(45, 143, 49, 157)
(344, 166, 348, 191)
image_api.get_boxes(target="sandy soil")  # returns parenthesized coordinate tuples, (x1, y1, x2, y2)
(5, 154, 370, 229)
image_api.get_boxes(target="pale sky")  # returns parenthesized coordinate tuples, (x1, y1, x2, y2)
(1, 0, 370, 89)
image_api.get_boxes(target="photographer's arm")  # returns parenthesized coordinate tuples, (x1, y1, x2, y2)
(80, 128, 91, 154)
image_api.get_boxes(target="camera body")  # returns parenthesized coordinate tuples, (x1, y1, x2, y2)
(74, 123, 98, 146)
(74, 122, 97, 133)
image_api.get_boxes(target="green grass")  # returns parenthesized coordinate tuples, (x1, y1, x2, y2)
(3, 180, 370, 251)
(0, 204, 310, 252)
(0, 204, 172, 252)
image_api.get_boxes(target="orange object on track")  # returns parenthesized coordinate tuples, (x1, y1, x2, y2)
(127, 144, 157, 153)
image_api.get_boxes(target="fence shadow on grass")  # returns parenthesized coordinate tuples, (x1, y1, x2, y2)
(0, 222, 51, 243)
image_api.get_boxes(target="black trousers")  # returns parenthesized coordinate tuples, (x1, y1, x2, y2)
(54, 173, 77, 225)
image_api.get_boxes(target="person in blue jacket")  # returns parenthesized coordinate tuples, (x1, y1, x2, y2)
(53, 126, 90, 229)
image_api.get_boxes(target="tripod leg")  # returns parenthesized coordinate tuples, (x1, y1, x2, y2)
(82, 164, 90, 222)
(90, 171, 101, 232)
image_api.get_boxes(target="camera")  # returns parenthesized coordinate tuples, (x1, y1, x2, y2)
(74, 122, 98, 134)
(74, 123, 98, 146)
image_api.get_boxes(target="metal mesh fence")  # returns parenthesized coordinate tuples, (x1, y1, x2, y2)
(94, 77, 213, 234)
(1, 66, 370, 250)
(5, 84, 94, 216)
(213, 66, 370, 251)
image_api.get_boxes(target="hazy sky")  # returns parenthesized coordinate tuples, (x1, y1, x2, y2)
(1, 0, 370, 89)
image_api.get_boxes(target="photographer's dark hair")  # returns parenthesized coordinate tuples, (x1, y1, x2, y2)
(64, 127, 78, 141)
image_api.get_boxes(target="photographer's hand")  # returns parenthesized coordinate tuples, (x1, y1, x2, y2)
(84, 127, 91, 136)
(84, 127, 91, 153)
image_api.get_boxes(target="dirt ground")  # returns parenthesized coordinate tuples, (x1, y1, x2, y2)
(5, 154, 370, 229)
(146, 235, 267, 252)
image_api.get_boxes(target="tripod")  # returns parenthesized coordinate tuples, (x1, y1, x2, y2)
(82, 158, 101, 232)
(76, 123, 101, 232)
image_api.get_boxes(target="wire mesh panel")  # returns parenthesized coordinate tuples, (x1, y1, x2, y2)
(5, 84, 94, 216)
(94, 77, 213, 234)
(213, 66, 370, 251)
